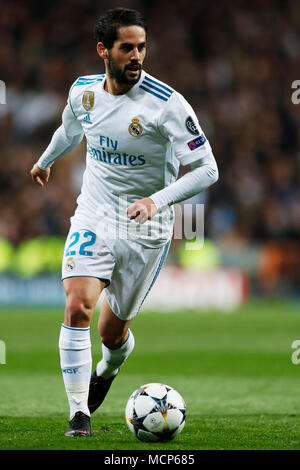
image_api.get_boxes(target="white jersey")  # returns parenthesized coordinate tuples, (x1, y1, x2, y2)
(58, 70, 212, 247)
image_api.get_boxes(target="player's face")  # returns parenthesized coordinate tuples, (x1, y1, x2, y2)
(107, 26, 146, 85)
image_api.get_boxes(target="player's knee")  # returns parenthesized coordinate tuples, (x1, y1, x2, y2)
(65, 294, 93, 327)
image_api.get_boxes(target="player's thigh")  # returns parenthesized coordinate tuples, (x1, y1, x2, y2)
(98, 296, 133, 348)
(63, 276, 106, 327)
(105, 239, 170, 321)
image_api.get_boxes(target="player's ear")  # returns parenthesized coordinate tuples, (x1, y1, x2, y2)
(97, 42, 108, 60)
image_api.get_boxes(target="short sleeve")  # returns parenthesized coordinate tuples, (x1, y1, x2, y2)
(158, 92, 212, 166)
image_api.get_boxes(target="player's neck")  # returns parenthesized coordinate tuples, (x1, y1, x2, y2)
(104, 75, 134, 96)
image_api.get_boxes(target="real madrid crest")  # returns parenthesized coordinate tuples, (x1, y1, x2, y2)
(65, 257, 75, 272)
(82, 91, 94, 111)
(128, 117, 143, 137)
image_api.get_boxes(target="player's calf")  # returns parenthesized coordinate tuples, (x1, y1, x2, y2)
(59, 324, 92, 421)
(88, 329, 135, 413)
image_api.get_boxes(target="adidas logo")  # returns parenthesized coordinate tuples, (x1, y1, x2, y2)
(83, 113, 92, 123)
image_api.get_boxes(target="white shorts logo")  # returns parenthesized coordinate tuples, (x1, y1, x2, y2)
(65, 257, 75, 271)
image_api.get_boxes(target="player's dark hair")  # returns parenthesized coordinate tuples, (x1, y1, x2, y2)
(94, 8, 147, 49)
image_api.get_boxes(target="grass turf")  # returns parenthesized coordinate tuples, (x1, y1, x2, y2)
(0, 299, 300, 450)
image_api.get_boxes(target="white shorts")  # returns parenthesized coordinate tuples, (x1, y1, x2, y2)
(61, 226, 170, 321)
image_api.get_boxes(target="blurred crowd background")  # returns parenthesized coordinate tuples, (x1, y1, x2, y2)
(0, 0, 299, 297)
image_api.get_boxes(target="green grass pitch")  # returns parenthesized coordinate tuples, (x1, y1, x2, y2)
(0, 299, 300, 450)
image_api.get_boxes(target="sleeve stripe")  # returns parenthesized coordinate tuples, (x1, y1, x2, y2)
(74, 76, 104, 86)
(140, 80, 172, 98)
(139, 84, 169, 101)
(143, 75, 174, 95)
(77, 74, 105, 81)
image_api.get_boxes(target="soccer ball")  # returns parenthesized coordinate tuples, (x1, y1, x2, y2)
(125, 383, 186, 442)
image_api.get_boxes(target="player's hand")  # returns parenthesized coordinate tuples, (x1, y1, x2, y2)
(30, 163, 50, 187)
(127, 197, 158, 224)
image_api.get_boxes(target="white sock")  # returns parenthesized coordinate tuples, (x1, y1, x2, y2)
(59, 324, 92, 420)
(96, 329, 135, 379)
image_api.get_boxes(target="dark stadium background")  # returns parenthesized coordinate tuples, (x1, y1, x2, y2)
(0, 0, 299, 306)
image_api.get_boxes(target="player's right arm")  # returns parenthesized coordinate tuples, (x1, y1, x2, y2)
(31, 101, 84, 187)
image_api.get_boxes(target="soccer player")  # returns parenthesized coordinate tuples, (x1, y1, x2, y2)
(31, 8, 218, 437)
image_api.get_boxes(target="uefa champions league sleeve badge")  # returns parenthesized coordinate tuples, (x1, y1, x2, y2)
(128, 117, 143, 137)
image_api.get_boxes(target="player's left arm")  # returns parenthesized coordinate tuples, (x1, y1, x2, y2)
(127, 92, 218, 223)
(126, 152, 218, 223)
(149, 150, 218, 210)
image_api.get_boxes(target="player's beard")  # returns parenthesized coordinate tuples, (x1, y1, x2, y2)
(107, 52, 141, 85)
